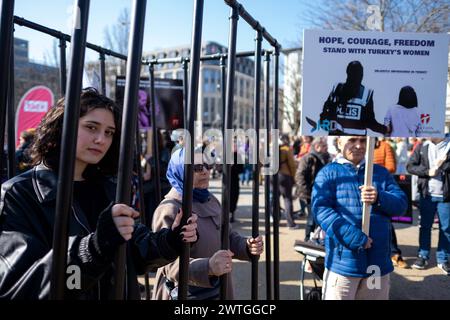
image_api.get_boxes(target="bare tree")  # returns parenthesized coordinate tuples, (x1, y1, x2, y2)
(103, 8, 130, 75)
(104, 8, 130, 54)
(301, 0, 449, 33)
(282, 68, 302, 135)
(282, 48, 303, 135)
(43, 39, 60, 68)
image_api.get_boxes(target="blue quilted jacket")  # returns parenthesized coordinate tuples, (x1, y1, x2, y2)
(312, 160, 407, 277)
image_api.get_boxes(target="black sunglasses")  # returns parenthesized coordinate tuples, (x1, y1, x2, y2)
(348, 138, 367, 144)
(193, 163, 215, 172)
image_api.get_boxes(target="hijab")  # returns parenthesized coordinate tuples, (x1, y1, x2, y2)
(166, 148, 210, 203)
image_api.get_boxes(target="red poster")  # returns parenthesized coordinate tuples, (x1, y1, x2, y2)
(15, 86, 54, 146)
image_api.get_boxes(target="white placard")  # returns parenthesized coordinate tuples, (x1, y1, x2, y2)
(300, 30, 449, 137)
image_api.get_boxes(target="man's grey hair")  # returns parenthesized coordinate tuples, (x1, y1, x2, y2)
(311, 137, 326, 149)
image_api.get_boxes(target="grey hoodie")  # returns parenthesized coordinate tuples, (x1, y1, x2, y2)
(426, 138, 450, 197)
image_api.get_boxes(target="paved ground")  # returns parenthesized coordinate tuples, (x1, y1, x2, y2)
(144, 178, 450, 300)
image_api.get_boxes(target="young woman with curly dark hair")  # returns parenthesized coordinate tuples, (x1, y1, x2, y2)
(0, 88, 197, 300)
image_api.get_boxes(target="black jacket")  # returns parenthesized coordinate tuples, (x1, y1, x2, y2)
(406, 142, 450, 202)
(295, 152, 327, 203)
(0, 165, 181, 299)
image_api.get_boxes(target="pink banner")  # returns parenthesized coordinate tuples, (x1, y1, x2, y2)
(15, 86, 54, 146)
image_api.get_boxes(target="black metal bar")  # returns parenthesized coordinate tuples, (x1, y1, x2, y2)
(59, 38, 67, 96)
(143, 49, 272, 66)
(99, 51, 106, 95)
(220, 4, 239, 300)
(50, 0, 90, 300)
(281, 47, 302, 55)
(251, 29, 262, 301)
(11, 15, 276, 69)
(144, 56, 184, 65)
(219, 56, 226, 129)
(113, 0, 147, 300)
(224, 0, 278, 47)
(263, 50, 272, 300)
(13, 16, 69, 41)
(13, 16, 127, 61)
(182, 58, 189, 129)
(0, 0, 15, 181)
(272, 47, 280, 301)
(134, 125, 151, 300)
(88, 46, 126, 62)
(7, 36, 16, 179)
(148, 63, 161, 203)
(178, 0, 204, 301)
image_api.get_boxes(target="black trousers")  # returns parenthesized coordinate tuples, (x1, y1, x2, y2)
(390, 222, 402, 255)
(279, 173, 296, 227)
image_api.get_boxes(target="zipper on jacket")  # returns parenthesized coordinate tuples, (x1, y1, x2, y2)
(72, 206, 91, 234)
(337, 243, 343, 260)
(72, 206, 103, 299)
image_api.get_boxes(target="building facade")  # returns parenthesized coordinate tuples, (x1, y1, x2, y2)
(282, 48, 302, 135)
(13, 37, 60, 110)
(145, 41, 258, 131)
(86, 41, 282, 133)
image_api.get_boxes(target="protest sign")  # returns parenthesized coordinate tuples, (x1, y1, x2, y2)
(15, 86, 54, 146)
(115, 77, 184, 130)
(301, 30, 448, 137)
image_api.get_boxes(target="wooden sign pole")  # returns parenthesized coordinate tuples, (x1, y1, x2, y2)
(362, 136, 375, 236)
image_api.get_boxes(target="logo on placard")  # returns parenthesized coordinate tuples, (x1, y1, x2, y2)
(307, 118, 340, 133)
(24, 100, 49, 113)
(336, 104, 361, 120)
(420, 114, 430, 124)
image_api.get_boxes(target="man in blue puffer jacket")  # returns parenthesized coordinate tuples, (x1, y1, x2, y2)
(312, 136, 407, 300)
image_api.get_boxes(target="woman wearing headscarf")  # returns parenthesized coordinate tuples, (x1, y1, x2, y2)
(384, 85, 421, 137)
(151, 148, 263, 300)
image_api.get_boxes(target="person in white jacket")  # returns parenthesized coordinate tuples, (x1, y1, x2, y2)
(384, 86, 421, 137)
(395, 138, 408, 174)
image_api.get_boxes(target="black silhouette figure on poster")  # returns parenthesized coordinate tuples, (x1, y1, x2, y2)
(312, 60, 387, 136)
(384, 85, 421, 137)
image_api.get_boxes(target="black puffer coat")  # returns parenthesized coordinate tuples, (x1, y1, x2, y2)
(295, 152, 328, 203)
(407, 142, 450, 202)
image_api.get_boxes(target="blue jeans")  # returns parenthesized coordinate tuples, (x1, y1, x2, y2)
(418, 195, 450, 264)
(239, 167, 251, 184)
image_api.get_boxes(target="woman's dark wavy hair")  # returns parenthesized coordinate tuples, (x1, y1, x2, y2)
(30, 87, 122, 177)
(397, 85, 418, 109)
